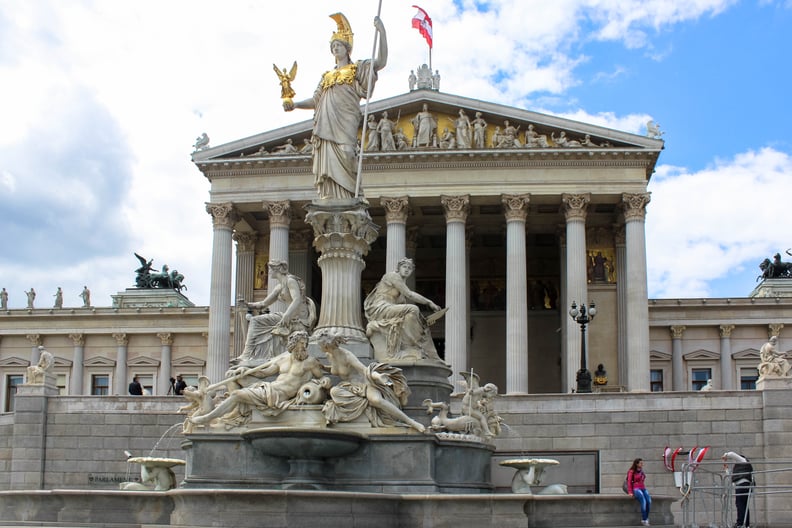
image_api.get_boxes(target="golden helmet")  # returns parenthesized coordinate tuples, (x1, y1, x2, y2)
(329, 13, 353, 51)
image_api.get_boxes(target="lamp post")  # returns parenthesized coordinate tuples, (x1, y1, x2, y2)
(569, 301, 596, 393)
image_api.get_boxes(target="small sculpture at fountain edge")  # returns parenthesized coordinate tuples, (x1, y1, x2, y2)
(423, 370, 502, 440)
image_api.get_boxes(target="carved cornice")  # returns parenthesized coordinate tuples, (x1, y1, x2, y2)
(719, 324, 736, 338)
(441, 194, 470, 223)
(622, 193, 651, 222)
(264, 200, 292, 228)
(502, 194, 530, 222)
(768, 323, 784, 338)
(157, 332, 173, 346)
(205, 202, 239, 229)
(69, 333, 85, 346)
(380, 196, 410, 224)
(561, 193, 590, 221)
(113, 333, 129, 346)
(670, 325, 686, 339)
(26, 334, 41, 346)
(233, 231, 257, 253)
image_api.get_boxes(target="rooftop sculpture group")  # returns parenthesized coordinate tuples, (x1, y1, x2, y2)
(133, 253, 186, 292)
(758, 250, 792, 280)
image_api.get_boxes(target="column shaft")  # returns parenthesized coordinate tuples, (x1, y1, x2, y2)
(623, 193, 651, 392)
(615, 228, 628, 387)
(562, 194, 590, 392)
(442, 195, 470, 388)
(503, 194, 530, 394)
(720, 325, 735, 390)
(671, 326, 685, 391)
(233, 232, 257, 360)
(206, 203, 238, 383)
(265, 201, 291, 313)
(69, 334, 84, 395)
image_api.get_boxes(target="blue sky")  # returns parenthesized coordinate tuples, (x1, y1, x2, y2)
(1, 0, 791, 307)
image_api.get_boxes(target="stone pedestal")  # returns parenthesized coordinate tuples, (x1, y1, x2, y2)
(751, 278, 792, 298)
(756, 376, 792, 391)
(304, 199, 379, 358)
(111, 289, 194, 308)
(393, 362, 454, 410)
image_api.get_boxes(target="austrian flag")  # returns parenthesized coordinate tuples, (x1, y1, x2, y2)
(411, 5, 433, 49)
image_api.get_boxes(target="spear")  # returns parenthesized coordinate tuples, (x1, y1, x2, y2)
(355, 0, 385, 199)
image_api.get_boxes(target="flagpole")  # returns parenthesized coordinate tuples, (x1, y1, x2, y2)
(354, 0, 384, 199)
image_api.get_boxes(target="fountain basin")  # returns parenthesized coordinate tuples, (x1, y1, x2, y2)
(499, 458, 561, 494)
(242, 427, 365, 459)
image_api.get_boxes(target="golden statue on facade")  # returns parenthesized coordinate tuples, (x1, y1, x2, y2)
(273, 61, 298, 103)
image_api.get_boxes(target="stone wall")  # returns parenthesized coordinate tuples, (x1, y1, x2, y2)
(1, 389, 791, 525)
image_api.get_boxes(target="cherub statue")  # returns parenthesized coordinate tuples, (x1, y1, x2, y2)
(193, 132, 209, 151)
(458, 371, 501, 438)
(273, 61, 298, 101)
(646, 120, 664, 139)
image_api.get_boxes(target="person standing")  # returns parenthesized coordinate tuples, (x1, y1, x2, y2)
(627, 457, 652, 526)
(723, 451, 754, 528)
(128, 376, 143, 396)
(173, 375, 187, 396)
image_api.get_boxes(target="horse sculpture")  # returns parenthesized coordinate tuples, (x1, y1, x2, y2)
(758, 250, 792, 280)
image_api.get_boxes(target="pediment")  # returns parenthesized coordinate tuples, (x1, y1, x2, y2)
(127, 356, 161, 367)
(192, 90, 663, 172)
(733, 348, 760, 360)
(172, 355, 206, 367)
(84, 356, 116, 367)
(650, 350, 671, 361)
(53, 356, 73, 367)
(683, 349, 720, 361)
(0, 357, 29, 367)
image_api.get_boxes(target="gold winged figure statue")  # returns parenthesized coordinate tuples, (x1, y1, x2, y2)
(273, 61, 298, 103)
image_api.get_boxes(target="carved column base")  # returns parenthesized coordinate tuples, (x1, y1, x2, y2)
(305, 199, 379, 359)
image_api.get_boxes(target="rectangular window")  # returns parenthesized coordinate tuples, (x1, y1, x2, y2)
(650, 369, 664, 392)
(740, 368, 758, 390)
(136, 374, 154, 396)
(5, 375, 24, 412)
(57, 373, 68, 395)
(91, 374, 110, 396)
(181, 374, 200, 388)
(691, 368, 711, 391)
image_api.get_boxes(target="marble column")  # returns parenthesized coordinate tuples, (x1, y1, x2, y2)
(561, 193, 590, 393)
(622, 193, 651, 392)
(206, 202, 239, 383)
(381, 196, 410, 273)
(113, 333, 128, 395)
(264, 200, 292, 313)
(157, 333, 173, 395)
(406, 226, 420, 291)
(670, 325, 686, 391)
(719, 324, 735, 390)
(557, 230, 568, 391)
(614, 226, 628, 388)
(289, 229, 315, 294)
(69, 333, 84, 395)
(232, 231, 257, 361)
(502, 193, 530, 394)
(26, 334, 42, 366)
(305, 199, 378, 358)
(441, 195, 470, 388)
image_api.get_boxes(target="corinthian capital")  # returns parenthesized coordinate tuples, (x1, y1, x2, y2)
(502, 193, 530, 222)
(561, 193, 590, 221)
(69, 333, 85, 346)
(441, 194, 470, 222)
(233, 231, 257, 253)
(622, 193, 651, 221)
(264, 200, 292, 228)
(205, 202, 239, 229)
(669, 325, 686, 339)
(380, 196, 410, 224)
(113, 333, 128, 346)
(157, 332, 173, 345)
(719, 324, 735, 338)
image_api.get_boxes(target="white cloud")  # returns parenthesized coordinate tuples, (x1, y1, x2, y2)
(647, 147, 792, 297)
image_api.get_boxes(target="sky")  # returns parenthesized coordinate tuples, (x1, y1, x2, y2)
(1, 0, 791, 308)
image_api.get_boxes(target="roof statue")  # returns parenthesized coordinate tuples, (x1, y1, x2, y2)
(193, 132, 209, 151)
(758, 250, 792, 280)
(646, 120, 664, 139)
(283, 13, 388, 200)
(133, 253, 187, 293)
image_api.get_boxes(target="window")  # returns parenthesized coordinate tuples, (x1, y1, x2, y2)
(56, 374, 68, 395)
(5, 375, 23, 411)
(650, 370, 664, 392)
(91, 374, 110, 396)
(740, 368, 758, 390)
(691, 368, 711, 391)
(181, 374, 200, 388)
(136, 374, 154, 395)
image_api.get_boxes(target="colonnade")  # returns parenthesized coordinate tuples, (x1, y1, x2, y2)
(204, 192, 651, 392)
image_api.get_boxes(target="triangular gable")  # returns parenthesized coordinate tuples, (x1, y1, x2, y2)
(650, 350, 671, 361)
(84, 356, 116, 367)
(127, 356, 161, 367)
(683, 349, 720, 361)
(732, 348, 760, 360)
(53, 357, 73, 367)
(172, 356, 206, 367)
(0, 357, 29, 367)
(193, 90, 663, 164)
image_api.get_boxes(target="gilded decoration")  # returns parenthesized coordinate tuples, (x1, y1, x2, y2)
(587, 249, 616, 283)
(254, 255, 269, 290)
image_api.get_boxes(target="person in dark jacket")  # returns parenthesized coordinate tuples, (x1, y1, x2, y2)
(128, 376, 143, 396)
(174, 375, 187, 396)
(723, 451, 754, 527)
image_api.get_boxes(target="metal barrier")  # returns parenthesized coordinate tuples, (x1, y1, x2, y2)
(675, 459, 792, 528)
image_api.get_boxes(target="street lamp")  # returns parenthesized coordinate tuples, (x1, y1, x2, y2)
(569, 301, 596, 393)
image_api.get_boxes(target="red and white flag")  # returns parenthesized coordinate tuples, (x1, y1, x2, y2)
(411, 5, 433, 49)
